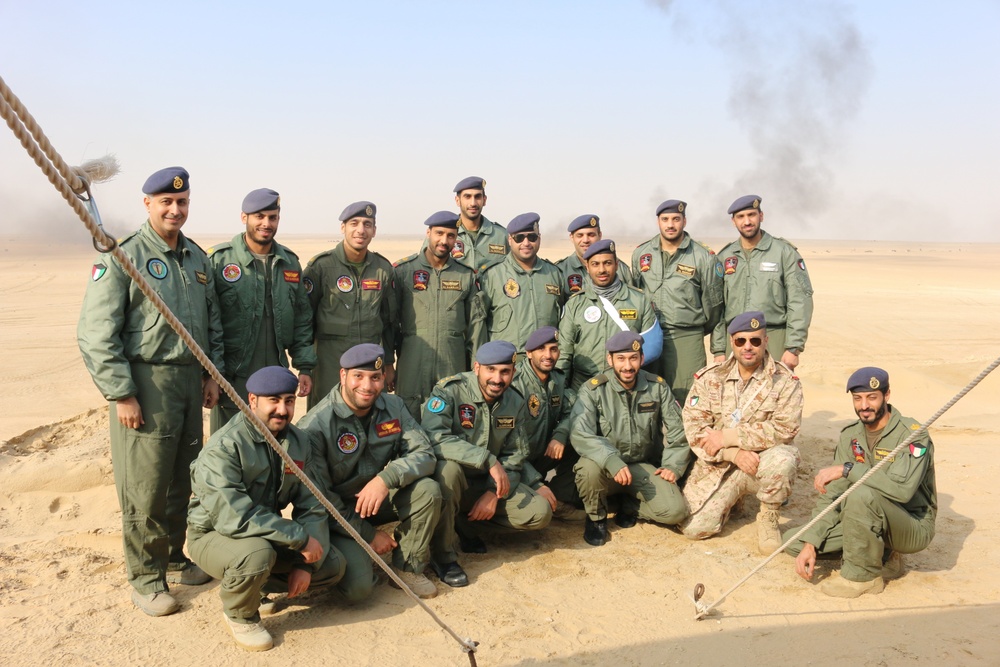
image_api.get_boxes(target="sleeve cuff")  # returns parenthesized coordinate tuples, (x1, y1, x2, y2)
(720, 447, 741, 463)
(722, 428, 740, 447)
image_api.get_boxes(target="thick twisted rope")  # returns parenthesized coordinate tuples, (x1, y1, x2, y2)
(692, 354, 1000, 620)
(0, 75, 478, 663)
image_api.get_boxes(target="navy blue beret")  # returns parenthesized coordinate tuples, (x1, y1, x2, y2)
(728, 194, 762, 215)
(656, 200, 687, 216)
(476, 340, 517, 366)
(242, 188, 280, 214)
(142, 167, 189, 195)
(340, 201, 376, 221)
(568, 214, 600, 233)
(583, 239, 617, 261)
(340, 343, 385, 371)
(727, 311, 766, 335)
(525, 326, 558, 352)
(606, 331, 643, 354)
(246, 366, 299, 396)
(454, 176, 486, 193)
(846, 367, 889, 393)
(508, 212, 540, 235)
(424, 210, 460, 228)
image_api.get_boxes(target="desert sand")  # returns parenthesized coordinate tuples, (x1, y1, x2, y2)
(1, 232, 999, 666)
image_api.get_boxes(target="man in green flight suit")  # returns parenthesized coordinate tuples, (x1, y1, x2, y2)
(77, 167, 222, 616)
(711, 195, 814, 371)
(422, 340, 552, 576)
(555, 214, 632, 296)
(187, 366, 345, 651)
(451, 176, 508, 271)
(785, 367, 936, 598)
(393, 211, 484, 418)
(571, 331, 690, 547)
(303, 200, 397, 408)
(299, 344, 444, 600)
(208, 188, 316, 433)
(557, 239, 660, 389)
(477, 212, 565, 355)
(630, 200, 723, 402)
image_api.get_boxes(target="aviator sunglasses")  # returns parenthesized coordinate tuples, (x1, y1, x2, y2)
(733, 336, 764, 348)
(511, 233, 539, 243)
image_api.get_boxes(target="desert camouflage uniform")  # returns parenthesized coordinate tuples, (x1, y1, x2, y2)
(680, 353, 802, 539)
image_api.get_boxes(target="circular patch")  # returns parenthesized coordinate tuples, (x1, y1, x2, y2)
(504, 278, 520, 298)
(222, 263, 242, 282)
(303, 277, 314, 295)
(427, 397, 446, 413)
(337, 432, 359, 453)
(869, 377, 880, 389)
(147, 258, 168, 279)
(337, 275, 354, 292)
(584, 306, 601, 323)
(715, 262, 724, 278)
(451, 240, 465, 259)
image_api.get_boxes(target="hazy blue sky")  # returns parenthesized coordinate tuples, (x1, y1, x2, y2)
(2, 0, 999, 242)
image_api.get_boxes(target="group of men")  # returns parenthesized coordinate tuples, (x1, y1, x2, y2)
(76, 167, 937, 651)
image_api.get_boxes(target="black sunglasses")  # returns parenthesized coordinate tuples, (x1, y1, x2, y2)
(512, 233, 539, 243)
(734, 336, 763, 348)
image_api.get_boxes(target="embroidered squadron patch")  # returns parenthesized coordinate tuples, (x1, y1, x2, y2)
(724, 257, 738, 275)
(715, 262, 724, 277)
(283, 270, 300, 283)
(528, 394, 541, 417)
(147, 258, 168, 279)
(222, 263, 242, 282)
(427, 396, 446, 413)
(504, 278, 520, 298)
(375, 419, 402, 437)
(639, 254, 652, 272)
(303, 277, 314, 294)
(195, 271, 208, 285)
(337, 275, 354, 292)
(92, 263, 107, 281)
(584, 306, 601, 323)
(452, 240, 465, 259)
(413, 270, 429, 290)
(851, 438, 866, 463)
(337, 432, 359, 453)
(567, 274, 583, 292)
(459, 404, 476, 429)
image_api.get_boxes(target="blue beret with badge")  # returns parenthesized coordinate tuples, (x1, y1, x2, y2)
(568, 214, 600, 233)
(846, 367, 889, 393)
(606, 330, 644, 354)
(728, 194, 762, 215)
(583, 238, 617, 261)
(507, 212, 540, 235)
(454, 176, 486, 193)
(340, 343, 385, 371)
(246, 366, 299, 396)
(242, 188, 280, 214)
(727, 310, 766, 335)
(339, 201, 376, 221)
(142, 166, 189, 195)
(424, 210, 460, 228)
(476, 340, 517, 366)
(525, 326, 558, 352)
(656, 199, 687, 216)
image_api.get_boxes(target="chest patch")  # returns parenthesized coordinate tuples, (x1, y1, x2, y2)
(375, 419, 402, 438)
(441, 279, 461, 291)
(284, 459, 305, 475)
(584, 305, 601, 323)
(637, 401, 657, 414)
(337, 275, 354, 292)
(619, 309, 637, 320)
(413, 270, 429, 290)
(851, 439, 866, 463)
(527, 394, 541, 417)
(362, 278, 381, 291)
(283, 270, 300, 283)
(427, 396, 446, 413)
(147, 258, 168, 280)
(489, 244, 506, 255)
(451, 240, 465, 259)
(195, 270, 208, 285)
(92, 263, 107, 281)
(504, 278, 520, 298)
(337, 432, 359, 453)
(549, 395, 561, 407)
(495, 416, 516, 429)
(639, 253, 652, 272)
(303, 277, 314, 294)
(567, 274, 583, 293)
(873, 447, 895, 462)
(724, 257, 738, 275)
(222, 263, 241, 282)
(545, 284, 560, 296)
(459, 404, 476, 429)
(676, 264, 695, 277)
(760, 261, 779, 272)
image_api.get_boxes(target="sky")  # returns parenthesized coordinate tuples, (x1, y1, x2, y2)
(2, 0, 999, 243)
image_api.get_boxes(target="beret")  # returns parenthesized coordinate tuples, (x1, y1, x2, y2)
(727, 311, 766, 335)
(606, 331, 643, 354)
(454, 176, 486, 193)
(583, 238, 617, 261)
(728, 194, 762, 215)
(476, 340, 517, 366)
(847, 367, 889, 393)
(507, 212, 540, 236)
(656, 200, 686, 216)
(568, 214, 600, 233)
(340, 343, 385, 371)
(340, 201, 376, 221)
(525, 326, 558, 352)
(242, 188, 280, 214)
(142, 166, 189, 195)
(424, 210, 460, 228)
(246, 366, 299, 396)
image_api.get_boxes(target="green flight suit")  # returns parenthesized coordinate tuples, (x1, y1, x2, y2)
(303, 243, 397, 408)
(554, 252, 632, 297)
(556, 283, 658, 389)
(77, 220, 225, 595)
(511, 357, 579, 504)
(187, 416, 344, 622)
(785, 407, 936, 583)
(571, 371, 691, 524)
(421, 373, 552, 560)
(207, 234, 316, 432)
(452, 216, 508, 272)
(298, 386, 440, 601)
(477, 254, 565, 354)
(392, 250, 484, 417)
(630, 233, 724, 402)
(711, 231, 814, 360)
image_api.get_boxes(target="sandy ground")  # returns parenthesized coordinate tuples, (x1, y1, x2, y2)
(1, 232, 999, 666)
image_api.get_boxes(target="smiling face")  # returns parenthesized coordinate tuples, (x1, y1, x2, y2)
(570, 228, 601, 258)
(731, 329, 768, 372)
(249, 392, 297, 435)
(144, 191, 190, 241)
(455, 189, 486, 224)
(607, 350, 643, 389)
(658, 211, 686, 244)
(852, 388, 891, 429)
(526, 341, 560, 376)
(341, 216, 376, 253)
(474, 362, 514, 403)
(509, 230, 540, 262)
(339, 367, 384, 414)
(243, 208, 280, 251)
(732, 209, 763, 242)
(426, 226, 458, 259)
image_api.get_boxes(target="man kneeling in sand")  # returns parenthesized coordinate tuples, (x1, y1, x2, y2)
(784, 367, 936, 597)
(187, 366, 345, 651)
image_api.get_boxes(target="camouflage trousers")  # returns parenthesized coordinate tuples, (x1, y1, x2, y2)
(681, 444, 799, 540)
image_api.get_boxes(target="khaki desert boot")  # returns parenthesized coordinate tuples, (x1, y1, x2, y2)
(882, 551, 905, 581)
(389, 567, 439, 599)
(819, 573, 885, 598)
(222, 613, 273, 652)
(166, 562, 212, 586)
(756, 504, 782, 554)
(553, 501, 587, 522)
(131, 590, 179, 617)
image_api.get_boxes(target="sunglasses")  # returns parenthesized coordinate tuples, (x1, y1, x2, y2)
(733, 336, 763, 348)
(512, 233, 539, 243)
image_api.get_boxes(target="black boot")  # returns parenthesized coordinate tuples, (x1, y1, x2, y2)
(584, 518, 608, 546)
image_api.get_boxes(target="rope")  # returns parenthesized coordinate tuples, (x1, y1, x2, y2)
(0, 75, 478, 663)
(692, 353, 1000, 620)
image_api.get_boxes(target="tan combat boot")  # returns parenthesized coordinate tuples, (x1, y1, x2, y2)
(819, 573, 885, 598)
(756, 503, 782, 554)
(882, 550, 905, 580)
(389, 567, 439, 599)
(222, 613, 274, 651)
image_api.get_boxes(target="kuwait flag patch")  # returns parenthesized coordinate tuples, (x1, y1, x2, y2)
(909, 443, 927, 458)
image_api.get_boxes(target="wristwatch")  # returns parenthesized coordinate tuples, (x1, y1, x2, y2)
(842, 462, 854, 478)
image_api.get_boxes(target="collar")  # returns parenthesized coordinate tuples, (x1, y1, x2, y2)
(141, 220, 189, 255)
(723, 352, 775, 384)
(333, 241, 370, 267)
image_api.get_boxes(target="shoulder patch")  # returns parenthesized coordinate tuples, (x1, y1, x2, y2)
(692, 360, 721, 379)
(116, 229, 140, 246)
(588, 373, 609, 389)
(695, 240, 715, 255)
(207, 241, 233, 256)
(437, 375, 462, 386)
(393, 252, 419, 267)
